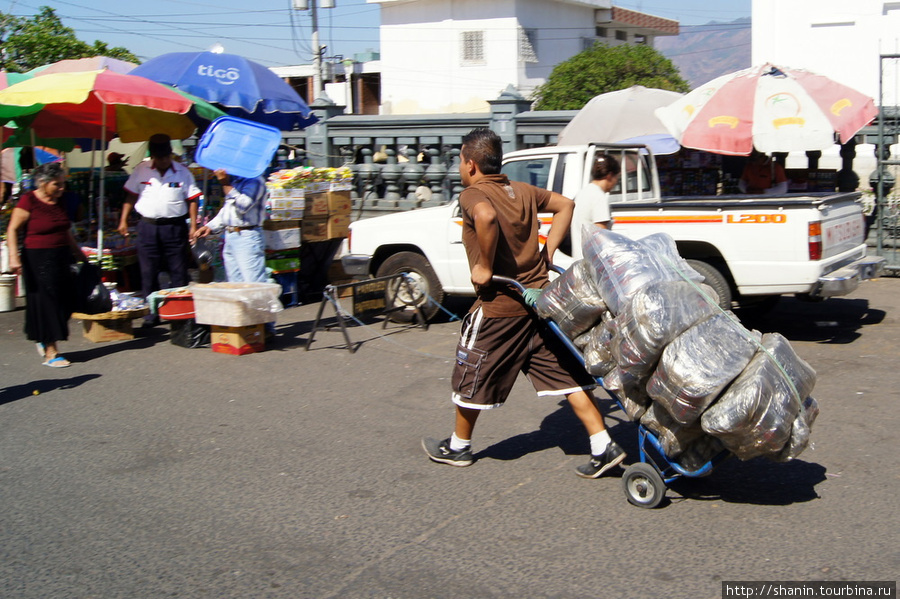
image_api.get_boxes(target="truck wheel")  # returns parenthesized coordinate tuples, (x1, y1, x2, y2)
(686, 259, 732, 311)
(376, 251, 444, 323)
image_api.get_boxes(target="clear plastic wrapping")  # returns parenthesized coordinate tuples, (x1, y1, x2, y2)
(190, 282, 284, 326)
(701, 333, 817, 460)
(612, 281, 719, 379)
(639, 402, 706, 458)
(603, 366, 651, 421)
(583, 315, 617, 377)
(647, 311, 761, 426)
(581, 227, 701, 315)
(534, 259, 606, 339)
(774, 396, 820, 462)
(677, 435, 726, 472)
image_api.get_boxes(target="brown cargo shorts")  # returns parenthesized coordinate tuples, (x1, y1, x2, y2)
(450, 306, 596, 410)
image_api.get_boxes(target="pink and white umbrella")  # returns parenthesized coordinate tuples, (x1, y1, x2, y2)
(655, 64, 878, 156)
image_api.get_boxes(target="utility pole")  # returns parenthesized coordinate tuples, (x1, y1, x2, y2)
(293, 0, 334, 100)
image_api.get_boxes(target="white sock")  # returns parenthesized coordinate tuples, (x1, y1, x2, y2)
(589, 430, 611, 456)
(449, 432, 471, 452)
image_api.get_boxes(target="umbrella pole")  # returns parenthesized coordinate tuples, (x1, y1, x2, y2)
(98, 106, 107, 256)
(88, 139, 97, 241)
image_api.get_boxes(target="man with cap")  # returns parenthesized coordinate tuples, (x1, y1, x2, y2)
(118, 134, 201, 324)
(105, 152, 128, 172)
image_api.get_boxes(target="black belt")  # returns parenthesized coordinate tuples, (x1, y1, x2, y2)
(142, 215, 186, 225)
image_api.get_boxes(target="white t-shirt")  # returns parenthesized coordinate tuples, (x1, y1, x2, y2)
(125, 160, 202, 219)
(570, 183, 612, 259)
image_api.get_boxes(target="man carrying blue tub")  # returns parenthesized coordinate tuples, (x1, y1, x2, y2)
(193, 168, 276, 337)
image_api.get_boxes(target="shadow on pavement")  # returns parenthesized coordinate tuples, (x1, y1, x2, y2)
(738, 296, 885, 344)
(0, 373, 102, 406)
(668, 457, 826, 506)
(65, 328, 169, 363)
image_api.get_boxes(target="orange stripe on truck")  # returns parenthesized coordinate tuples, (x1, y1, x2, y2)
(614, 215, 724, 224)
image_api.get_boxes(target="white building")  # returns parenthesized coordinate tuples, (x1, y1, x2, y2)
(370, 0, 677, 114)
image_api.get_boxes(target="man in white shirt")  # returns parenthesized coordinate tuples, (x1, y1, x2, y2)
(118, 134, 201, 319)
(569, 153, 621, 259)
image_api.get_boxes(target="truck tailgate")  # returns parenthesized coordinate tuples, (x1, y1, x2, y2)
(819, 200, 866, 258)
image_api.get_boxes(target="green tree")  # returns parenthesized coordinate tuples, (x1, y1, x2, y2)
(533, 43, 690, 110)
(0, 6, 139, 72)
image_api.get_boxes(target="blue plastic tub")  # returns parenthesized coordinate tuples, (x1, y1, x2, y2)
(195, 116, 282, 178)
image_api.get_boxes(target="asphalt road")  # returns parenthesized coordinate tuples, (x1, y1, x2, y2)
(1, 279, 898, 598)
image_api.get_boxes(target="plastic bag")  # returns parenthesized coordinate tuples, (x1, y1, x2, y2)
(581, 227, 701, 315)
(534, 259, 606, 339)
(603, 366, 651, 421)
(647, 311, 761, 426)
(701, 332, 817, 460)
(639, 401, 706, 458)
(677, 435, 726, 472)
(773, 396, 820, 462)
(612, 281, 719, 379)
(71, 262, 112, 314)
(583, 315, 617, 377)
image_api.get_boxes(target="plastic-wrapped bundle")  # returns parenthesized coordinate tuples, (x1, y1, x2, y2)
(534, 259, 606, 339)
(647, 312, 761, 426)
(774, 396, 820, 462)
(612, 281, 719, 379)
(701, 333, 817, 460)
(677, 435, 726, 472)
(637, 233, 704, 285)
(581, 227, 701, 315)
(639, 402, 705, 457)
(583, 316, 617, 377)
(603, 366, 650, 421)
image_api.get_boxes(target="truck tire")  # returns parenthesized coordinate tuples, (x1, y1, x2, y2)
(376, 251, 444, 323)
(686, 259, 732, 311)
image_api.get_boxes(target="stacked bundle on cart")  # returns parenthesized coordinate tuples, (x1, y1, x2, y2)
(537, 227, 818, 464)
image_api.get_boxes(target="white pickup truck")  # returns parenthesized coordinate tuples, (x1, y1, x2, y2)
(344, 143, 884, 321)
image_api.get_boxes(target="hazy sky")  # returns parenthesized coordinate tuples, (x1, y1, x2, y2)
(5, 0, 751, 68)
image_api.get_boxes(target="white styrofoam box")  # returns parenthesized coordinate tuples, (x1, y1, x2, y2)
(191, 282, 283, 326)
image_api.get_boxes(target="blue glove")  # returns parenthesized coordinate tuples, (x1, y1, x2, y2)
(522, 287, 542, 307)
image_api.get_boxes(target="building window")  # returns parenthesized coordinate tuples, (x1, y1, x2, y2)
(596, 26, 607, 38)
(461, 31, 485, 64)
(634, 34, 647, 44)
(615, 30, 628, 41)
(519, 28, 538, 63)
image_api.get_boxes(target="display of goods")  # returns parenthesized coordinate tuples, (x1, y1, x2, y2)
(639, 402, 707, 458)
(191, 282, 283, 327)
(266, 166, 353, 191)
(581, 227, 702, 315)
(612, 280, 719, 379)
(774, 396, 820, 463)
(701, 332, 818, 460)
(534, 259, 606, 339)
(647, 311, 761, 426)
(583, 316, 617, 377)
(603, 366, 650, 421)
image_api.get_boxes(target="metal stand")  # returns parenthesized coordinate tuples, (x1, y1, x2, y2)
(305, 274, 427, 353)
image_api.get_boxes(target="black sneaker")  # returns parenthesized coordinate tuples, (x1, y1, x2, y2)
(422, 437, 473, 467)
(575, 441, 626, 479)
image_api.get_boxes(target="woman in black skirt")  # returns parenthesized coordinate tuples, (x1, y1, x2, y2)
(5, 162, 87, 367)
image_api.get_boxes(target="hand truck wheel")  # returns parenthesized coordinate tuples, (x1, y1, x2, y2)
(622, 462, 666, 509)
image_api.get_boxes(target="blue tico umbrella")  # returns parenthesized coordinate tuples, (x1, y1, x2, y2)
(131, 51, 318, 131)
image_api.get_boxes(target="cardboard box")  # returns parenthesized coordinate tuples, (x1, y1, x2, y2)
(263, 219, 301, 231)
(304, 191, 352, 216)
(302, 214, 350, 242)
(270, 197, 306, 211)
(81, 317, 135, 342)
(263, 227, 301, 250)
(211, 324, 265, 355)
(268, 209, 305, 221)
